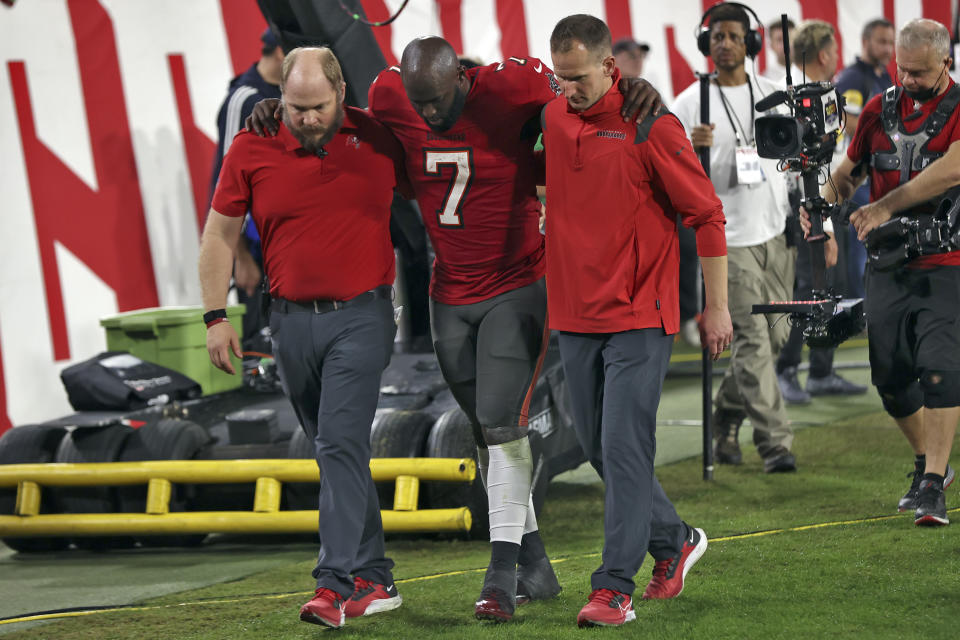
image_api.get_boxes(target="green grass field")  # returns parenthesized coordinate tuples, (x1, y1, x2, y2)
(4, 411, 959, 639)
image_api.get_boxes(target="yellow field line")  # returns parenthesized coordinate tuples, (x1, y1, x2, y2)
(1, 501, 949, 627)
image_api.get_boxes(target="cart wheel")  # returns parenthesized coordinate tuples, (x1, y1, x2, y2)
(54, 424, 136, 551)
(0, 425, 70, 552)
(369, 410, 434, 509)
(118, 419, 211, 547)
(424, 408, 487, 537)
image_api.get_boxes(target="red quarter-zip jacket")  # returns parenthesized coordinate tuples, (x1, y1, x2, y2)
(542, 72, 726, 334)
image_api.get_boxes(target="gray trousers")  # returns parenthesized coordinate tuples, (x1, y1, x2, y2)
(270, 297, 397, 598)
(718, 234, 795, 456)
(558, 329, 687, 596)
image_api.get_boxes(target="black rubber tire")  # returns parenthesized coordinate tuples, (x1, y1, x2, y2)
(118, 419, 211, 547)
(283, 427, 321, 511)
(424, 408, 488, 537)
(54, 424, 136, 551)
(369, 410, 435, 509)
(0, 425, 69, 552)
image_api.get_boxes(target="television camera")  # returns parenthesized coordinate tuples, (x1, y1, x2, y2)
(749, 15, 864, 349)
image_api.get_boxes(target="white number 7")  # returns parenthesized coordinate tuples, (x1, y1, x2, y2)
(424, 149, 473, 227)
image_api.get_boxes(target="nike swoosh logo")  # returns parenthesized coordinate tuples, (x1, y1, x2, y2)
(534, 62, 543, 73)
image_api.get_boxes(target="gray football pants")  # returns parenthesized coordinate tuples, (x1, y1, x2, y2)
(270, 297, 397, 599)
(557, 328, 687, 596)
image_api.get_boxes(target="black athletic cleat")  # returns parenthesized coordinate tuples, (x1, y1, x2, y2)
(474, 567, 516, 622)
(763, 446, 797, 473)
(777, 366, 811, 405)
(914, 479, 949, 526)
(516, 557, 562, 605)
(713, 409, 745, 465)
(899, 465, 954, 512)
(805, 371, 867, 396)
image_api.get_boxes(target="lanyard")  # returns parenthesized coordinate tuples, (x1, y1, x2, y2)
(716, 78, 755, 146)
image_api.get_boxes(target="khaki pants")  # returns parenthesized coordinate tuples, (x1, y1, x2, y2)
(716, 234, 795, 456)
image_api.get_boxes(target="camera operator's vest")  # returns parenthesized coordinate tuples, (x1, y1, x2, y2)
(869, 84, 960, 188)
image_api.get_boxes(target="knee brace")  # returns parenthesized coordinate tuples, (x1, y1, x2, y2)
(878, 382, 923, 418)
(920, 370, 960, 409)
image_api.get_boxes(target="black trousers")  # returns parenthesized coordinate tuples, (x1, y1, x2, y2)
(270, 297, 397, 598)
(557, 329, 686, 596)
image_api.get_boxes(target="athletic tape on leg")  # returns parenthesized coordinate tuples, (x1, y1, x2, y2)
(487, 437, 533, 544)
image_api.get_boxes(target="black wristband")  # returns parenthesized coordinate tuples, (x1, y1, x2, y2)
(203, 309, 227, 324)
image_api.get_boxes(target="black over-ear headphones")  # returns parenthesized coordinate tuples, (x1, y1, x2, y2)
(697, 2, 764, 59)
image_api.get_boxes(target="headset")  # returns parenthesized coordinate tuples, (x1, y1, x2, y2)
(697, 2, 764, 59)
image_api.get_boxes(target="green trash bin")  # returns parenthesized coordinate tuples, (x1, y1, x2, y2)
(99, 305, 247, 396)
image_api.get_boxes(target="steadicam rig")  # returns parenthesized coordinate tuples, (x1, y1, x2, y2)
(748, 14, 864, 349)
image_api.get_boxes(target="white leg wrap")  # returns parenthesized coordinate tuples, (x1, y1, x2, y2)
(523, 493, 538, 535)
(476, 446, 489, 490)
(487, 438, 532, 544)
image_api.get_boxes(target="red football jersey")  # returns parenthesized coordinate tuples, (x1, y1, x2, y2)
(368, 58, 559, 304)
(847, 80, 960, 267)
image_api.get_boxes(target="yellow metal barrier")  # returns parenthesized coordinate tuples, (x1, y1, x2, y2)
(0, 458, 474, 537)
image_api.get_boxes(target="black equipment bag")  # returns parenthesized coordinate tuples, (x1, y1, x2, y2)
(60, 352, 202, 411)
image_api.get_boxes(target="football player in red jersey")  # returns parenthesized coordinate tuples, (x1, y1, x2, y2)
(247, 37, 662, 622)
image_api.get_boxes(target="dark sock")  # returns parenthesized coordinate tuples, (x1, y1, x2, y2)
(922, 472, 944, 489)
(490, 541, 520, 573)
(915, 454, 926, 472)
(518, 530, 546, 567)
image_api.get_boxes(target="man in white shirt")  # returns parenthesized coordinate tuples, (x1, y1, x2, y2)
(673, 2, 796, 473)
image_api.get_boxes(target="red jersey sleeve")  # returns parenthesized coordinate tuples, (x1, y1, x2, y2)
(211, 132, 252, 217)
(490, 56, 561, 112)
(641, 114, 727, 257)
(846, 93, 883, 166)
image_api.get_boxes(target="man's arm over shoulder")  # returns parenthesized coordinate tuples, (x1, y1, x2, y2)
(367, 66, 404, 120)
(491, 56, 560, 109)
(354, 108, 414, 200)
(639, 113, 726, 257)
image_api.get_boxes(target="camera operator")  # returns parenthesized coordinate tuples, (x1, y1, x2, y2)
(673, 2, 797, 473)
(775, 20, 867, 405)
(808, 18, 960, 526)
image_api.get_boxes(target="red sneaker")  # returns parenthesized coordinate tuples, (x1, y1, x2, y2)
(299, 588, 345, 628)
(576, 589, 635, 627)
(474, 586, 514, 622)
(344, 576, 403, 618)
(642, 526, 707, 600)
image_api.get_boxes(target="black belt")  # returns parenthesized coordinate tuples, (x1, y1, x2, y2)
(271, 285, 392, 314)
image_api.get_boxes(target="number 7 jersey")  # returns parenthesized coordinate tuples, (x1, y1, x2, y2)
(368, 58, 559, 305)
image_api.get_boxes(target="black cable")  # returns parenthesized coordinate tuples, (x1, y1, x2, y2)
(336, 0, 411, 27)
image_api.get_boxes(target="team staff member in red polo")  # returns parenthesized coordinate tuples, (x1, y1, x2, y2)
(542, 15, 733, 627)
(200, 47, 408, 630)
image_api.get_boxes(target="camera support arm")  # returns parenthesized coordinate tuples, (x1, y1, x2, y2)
(800, 171, 830, 293)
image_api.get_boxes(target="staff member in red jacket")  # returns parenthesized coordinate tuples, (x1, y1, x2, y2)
(542, 14, 733, 628)
(200, 47, 409, 629)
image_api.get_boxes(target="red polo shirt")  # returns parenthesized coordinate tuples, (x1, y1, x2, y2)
(542, 72, 726, 334)
(212, 107, 406, 300)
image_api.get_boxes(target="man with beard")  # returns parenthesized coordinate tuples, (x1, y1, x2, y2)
(673, 2, 798, 473)
(247, 36, 661, 623)
(200, 47, 409, 629)
(806, 19, 960, 526)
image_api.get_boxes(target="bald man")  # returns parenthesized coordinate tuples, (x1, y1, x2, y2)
(202, 47, 409, 629)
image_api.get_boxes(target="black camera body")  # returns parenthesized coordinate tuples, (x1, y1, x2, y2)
(747, 21, 862, 350)
(755, 82, 843, 169)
